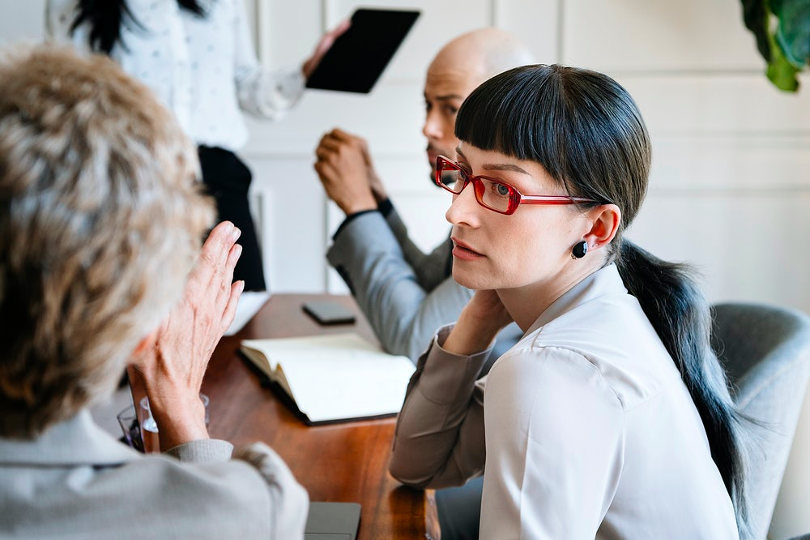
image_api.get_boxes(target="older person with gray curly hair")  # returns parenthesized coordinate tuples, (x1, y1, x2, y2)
(0, 45, 307, 538)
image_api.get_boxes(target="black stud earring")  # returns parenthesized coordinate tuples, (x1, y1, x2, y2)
(571, 241, 588, 259)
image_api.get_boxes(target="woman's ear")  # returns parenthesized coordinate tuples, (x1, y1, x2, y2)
(583, 204, 621, 250)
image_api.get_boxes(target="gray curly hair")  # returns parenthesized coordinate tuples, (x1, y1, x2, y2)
(0, 45, 214, 437)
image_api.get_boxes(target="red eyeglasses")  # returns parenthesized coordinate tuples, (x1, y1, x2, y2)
(434, 155, 596, 215)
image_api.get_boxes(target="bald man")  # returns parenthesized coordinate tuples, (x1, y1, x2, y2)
(314, 28, 533, 361)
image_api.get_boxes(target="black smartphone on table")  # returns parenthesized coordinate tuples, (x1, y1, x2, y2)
(302, 301, 357, 325)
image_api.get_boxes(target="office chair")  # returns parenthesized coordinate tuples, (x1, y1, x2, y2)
(711, 303, 810, 540)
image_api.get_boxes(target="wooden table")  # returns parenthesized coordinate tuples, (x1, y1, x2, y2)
(202, 294, 439, 540)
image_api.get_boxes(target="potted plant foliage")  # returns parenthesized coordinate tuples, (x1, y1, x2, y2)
(742, 0, 810, 90)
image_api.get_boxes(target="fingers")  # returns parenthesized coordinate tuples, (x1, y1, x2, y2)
(197, 221, 241, 286)
(331, 19, 351, 38)
(220, 280, 245, 333)
(315, 144, 338, 163)
(328, 128, 362, 144)
(313, 159, 340, 185)
(216, 242, 242, 309)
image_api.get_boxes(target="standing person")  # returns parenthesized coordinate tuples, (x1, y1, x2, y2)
(0, 45, 306, 538)
(389, 65, 749, 538)
(46, 0, 347, 291)
(314, 28, 533, 362)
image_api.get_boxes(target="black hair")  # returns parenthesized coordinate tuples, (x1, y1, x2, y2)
(456, 64, 749, 535)
(70, 0, 209, 55)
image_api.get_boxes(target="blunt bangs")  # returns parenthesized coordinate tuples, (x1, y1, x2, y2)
(454, 64, 651, 210)
(455, 65, 569, 184)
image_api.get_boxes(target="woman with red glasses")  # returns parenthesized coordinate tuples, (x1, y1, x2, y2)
(390, 65, 748, 539)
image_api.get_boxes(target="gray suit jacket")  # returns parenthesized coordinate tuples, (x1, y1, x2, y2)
(0, 410, 308, 539)
(327, 206, 522, 363)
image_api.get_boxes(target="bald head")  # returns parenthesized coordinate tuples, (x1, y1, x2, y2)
(428, 28, 535, 91)
(421, 28, 534, 176)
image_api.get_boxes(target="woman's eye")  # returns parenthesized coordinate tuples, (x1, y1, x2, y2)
(495, 183, 510, 196)
(444, 105, 459, 115)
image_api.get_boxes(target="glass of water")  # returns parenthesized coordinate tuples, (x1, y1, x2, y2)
(117, 393, 209, 453)
(139, 394, 210, 453)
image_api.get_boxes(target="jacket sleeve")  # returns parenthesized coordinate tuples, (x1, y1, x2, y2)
(383, 207, 452, 291)
(165, 439, 309, 539)
(389, 325, 490, 488)
(327, 211, 473, 360)
(231, 0, 304, 119)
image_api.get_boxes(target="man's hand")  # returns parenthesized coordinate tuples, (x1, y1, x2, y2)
(442, 290, 513, 356)
(314, 128, 384, 215)
(128, 221, 244, 450)
(302, 20, 351, 79)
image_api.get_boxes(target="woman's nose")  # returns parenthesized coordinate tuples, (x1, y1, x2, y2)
(445, 181, 480, 227)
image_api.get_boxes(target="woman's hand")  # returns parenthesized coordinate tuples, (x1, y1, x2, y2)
(302, 20, 351, 79)
(442, 290, 513, 356)
(128, 221, 244, 450)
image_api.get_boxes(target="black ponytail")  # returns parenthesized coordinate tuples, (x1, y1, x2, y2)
(456, 64, 749, 535)
(615, 240, 749, 535)
(71, 0, 209, 55)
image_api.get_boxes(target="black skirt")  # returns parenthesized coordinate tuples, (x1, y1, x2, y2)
(198, 145, 266, 291)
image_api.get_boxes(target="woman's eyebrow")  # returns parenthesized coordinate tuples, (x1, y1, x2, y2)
(455, 147, 529, 174)
(482, 163, 529, 174)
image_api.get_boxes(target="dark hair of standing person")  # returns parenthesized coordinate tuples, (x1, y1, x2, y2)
(455, 64, 749, 537)
(70, 0, 209, 55)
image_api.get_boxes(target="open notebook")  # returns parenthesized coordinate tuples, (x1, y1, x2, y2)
(240, 333, 415, 425)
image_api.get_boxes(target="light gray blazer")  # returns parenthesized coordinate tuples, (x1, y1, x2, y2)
(0, 410, 308, 539)
(327, 206, 522, 363)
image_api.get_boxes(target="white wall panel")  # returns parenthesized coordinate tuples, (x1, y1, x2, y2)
(618, 74, 810, 135)
(649, 135, 810, 190)
(242, 81, 425, 157)
(494, 0, 559, 62)
(255, 0, 322, 67)
(627, 192, 810, 311)
(244, 156, 328, 292)
(0, 0, 44, 44)
(562, 0, 762, 71)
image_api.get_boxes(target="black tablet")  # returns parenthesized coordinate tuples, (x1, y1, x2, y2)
(305, 8, 420, 94)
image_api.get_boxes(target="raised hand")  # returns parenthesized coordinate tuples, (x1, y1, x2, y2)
(128, 221, 244, 450)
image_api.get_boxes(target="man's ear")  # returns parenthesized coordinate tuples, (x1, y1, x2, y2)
(583, 204, 621, 250)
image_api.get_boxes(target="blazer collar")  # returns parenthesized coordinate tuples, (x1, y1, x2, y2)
(524, 264, 629, 336)
(0, 409, 140, 466)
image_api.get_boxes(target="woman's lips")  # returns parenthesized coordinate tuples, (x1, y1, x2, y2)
(451, 237, 485, 260)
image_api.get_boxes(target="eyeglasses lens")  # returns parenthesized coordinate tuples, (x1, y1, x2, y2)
(439, 166, 464, 191)
(477, 178, 513, 213)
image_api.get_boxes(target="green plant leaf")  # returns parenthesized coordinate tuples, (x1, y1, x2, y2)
(741, 0, 773, 60)
(767, 28, 802, 90)
(770, 0, 810, 67)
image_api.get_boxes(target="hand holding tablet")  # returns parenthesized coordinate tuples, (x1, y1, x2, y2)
(306, 9, 420, 94)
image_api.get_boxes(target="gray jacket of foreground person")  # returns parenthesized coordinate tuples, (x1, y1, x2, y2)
(0, 411, 308, 539)
(327, 203, 522, 363)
